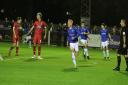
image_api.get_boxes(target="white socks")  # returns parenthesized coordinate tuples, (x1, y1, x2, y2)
(103, 51, 106, 57)
(29, 41, 32, 48)
(103, 50, 109, 58)
(72, 52, 76, 67)
(84, 48, 89, 56)
(106, 50, 109, 57)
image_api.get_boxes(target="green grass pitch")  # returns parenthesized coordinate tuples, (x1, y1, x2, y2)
(0, 42, 128, 85)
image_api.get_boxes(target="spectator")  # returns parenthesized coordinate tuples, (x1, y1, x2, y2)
(3, 17, 11, 28)
(92, 25, 99, 34)
(22, 18, 29, 34)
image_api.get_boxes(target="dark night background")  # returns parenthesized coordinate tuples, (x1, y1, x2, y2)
(0, 0, 128, 26)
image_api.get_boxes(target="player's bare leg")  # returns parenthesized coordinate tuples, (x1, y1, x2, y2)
(8, 43, 16, 57)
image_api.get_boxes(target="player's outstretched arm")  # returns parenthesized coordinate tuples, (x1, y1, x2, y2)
(108, 33, 112, 41)
(26, 26, 34, 36)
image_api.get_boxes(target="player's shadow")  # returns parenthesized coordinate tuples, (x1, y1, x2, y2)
(119, 71, 128, 77)
(24, 58, 40, 62)
(63, 65, 95, 72)
(63, 68, 79, 72)
(44, 57, 60, 60)
(78, 58, 98, 62)
(78, 65, 94, 68)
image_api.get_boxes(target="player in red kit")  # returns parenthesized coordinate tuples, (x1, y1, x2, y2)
(8, 17, 22, 56)
(27, 12, 47, 59)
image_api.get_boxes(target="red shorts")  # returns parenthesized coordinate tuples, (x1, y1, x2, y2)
(33, 35, 42, 45)
(13, 36, 20, 43)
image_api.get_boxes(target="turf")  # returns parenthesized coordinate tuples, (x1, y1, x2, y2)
(0, 42, 128, 85)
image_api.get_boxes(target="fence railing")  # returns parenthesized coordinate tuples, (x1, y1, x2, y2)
(0, 27, 120, 49)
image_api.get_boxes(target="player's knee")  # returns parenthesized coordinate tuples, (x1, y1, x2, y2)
(38, 43, 41, 47)
(84, 45, 87, 48)
(70, 47, 74, 51)
(117, 54, 121, 56)
(33, 43, 36, 46)
(16, 44, 19, 47)
(13, 44, 16, 47)
(102, 48, 105, 50)
(106, 46, 109, 50)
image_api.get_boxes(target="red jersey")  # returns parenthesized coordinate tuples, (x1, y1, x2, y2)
(13, 22, 21, 37)
(33, 20, 46, 36)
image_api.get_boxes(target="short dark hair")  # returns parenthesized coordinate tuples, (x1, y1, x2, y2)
(17, 17, 22, 20)
(121, 19, 126, 23)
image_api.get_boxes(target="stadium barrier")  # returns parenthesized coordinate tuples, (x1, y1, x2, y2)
(0, 27, 12, 42)
(79, 34, 120, 48)
(0, 28, 120, 48)
(87, 34, 101, 47)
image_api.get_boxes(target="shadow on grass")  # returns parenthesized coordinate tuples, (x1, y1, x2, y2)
(119, 71, 128, 76)
(24, 58, 40, 62)
(24, 56, 60, 62)
(78, 65, 94, 68)
(44, 57, 60, 60)
(62, 68, 79, 72)
(78, 58, 99, 62)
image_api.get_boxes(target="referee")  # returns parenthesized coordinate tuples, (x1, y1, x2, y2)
(113, 19, 128, 71)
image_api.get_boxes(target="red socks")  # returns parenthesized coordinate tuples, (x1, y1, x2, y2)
(16, 47, 19, 55)
(33, 46, 41, 56)
(38, 46, 41, 56)
(33, 46, 36, 55)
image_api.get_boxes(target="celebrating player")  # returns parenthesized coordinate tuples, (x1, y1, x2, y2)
(100, 23, 111, 60)
(79, 22, 90, 60)
(8, 17, 22, 56)
(113, 19, 128, 71)
(27, 12, 47, 59)
(67, 19, 79, 68)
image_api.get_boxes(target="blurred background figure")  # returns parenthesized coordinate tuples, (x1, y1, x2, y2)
(0, 34, 3, 61)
